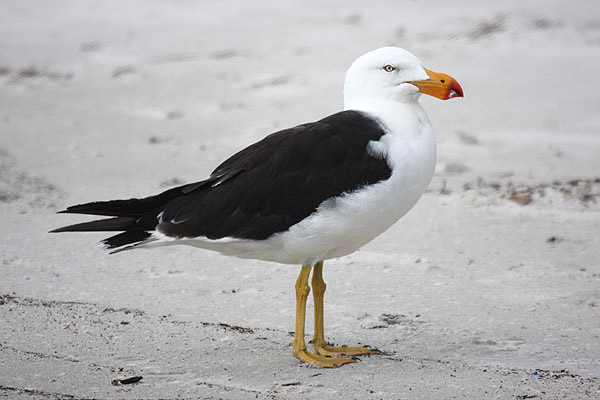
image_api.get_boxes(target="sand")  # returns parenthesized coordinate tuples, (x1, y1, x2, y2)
(1, 0, 599, 398)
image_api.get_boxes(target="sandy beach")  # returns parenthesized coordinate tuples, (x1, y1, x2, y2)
(1, 0, 599, 398)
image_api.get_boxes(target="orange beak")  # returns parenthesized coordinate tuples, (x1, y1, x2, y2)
(408, 69, 463, 100)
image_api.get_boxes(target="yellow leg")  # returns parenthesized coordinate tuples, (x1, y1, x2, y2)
(311, 261, 380, 357)
(291, 264, 354, 368)
(291, 265, 311, 357)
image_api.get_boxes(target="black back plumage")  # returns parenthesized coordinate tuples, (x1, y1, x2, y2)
(52, 111, 392, 249)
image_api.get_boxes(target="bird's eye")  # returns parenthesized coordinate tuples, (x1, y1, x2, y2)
(383, 64, 396, 72)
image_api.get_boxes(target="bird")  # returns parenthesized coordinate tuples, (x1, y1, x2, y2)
(51, 47, 463, 368)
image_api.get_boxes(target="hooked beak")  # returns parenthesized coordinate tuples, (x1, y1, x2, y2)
(408, 69, 463, 100)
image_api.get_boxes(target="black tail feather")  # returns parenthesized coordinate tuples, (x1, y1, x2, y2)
(50, 216, 137, 233)
(58, 199, 160, 218)
(50, 188, 191, 250)
(102, 231, 153, 249)
(57, 181, 209, 218)
(50, 215, 152, 250)
(52, 179, 211, 251)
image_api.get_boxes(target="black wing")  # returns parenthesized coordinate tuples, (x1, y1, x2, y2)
(52, 110, 392, 248)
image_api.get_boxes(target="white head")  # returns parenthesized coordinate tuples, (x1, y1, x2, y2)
(343, 47, 463, 110)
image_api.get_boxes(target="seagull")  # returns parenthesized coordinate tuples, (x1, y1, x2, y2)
(52, 47, 463, 368)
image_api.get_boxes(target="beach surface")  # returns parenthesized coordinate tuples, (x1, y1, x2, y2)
(1, 0, 599, 398)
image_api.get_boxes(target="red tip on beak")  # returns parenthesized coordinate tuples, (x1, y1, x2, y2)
(408, 69, 463, 100)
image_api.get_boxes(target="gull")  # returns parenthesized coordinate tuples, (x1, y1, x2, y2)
(52, 47, 463, 367)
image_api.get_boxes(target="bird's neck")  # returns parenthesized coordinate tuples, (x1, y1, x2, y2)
(345, 99, 432, 141)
